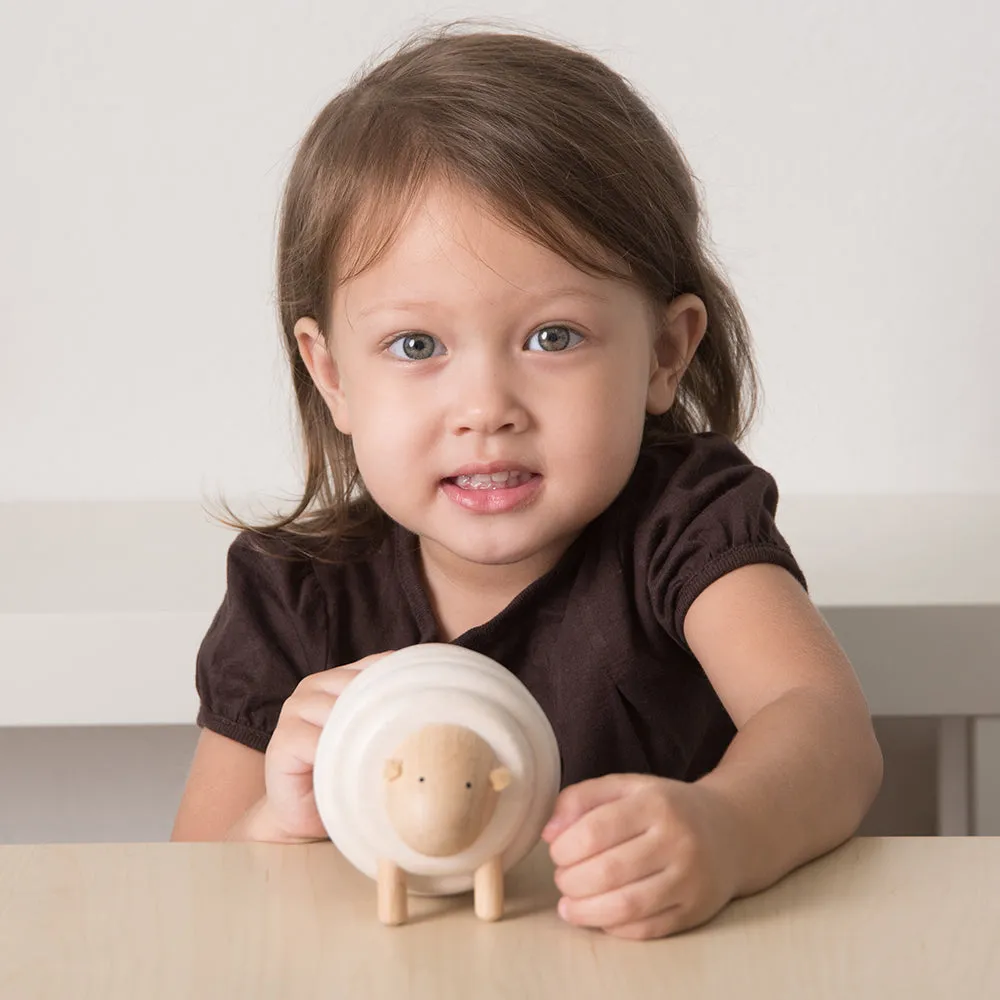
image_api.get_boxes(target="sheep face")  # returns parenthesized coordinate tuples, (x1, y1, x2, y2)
(383, 723, 512, 857)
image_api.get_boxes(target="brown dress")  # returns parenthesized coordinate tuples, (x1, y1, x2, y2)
(195, 432, 807, 788)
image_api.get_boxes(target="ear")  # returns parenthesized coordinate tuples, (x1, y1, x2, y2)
(646, 293, 708, 415)
(294, 316, 352, 434)
(489, 766, 512, 792)
(384, 758, 403, 782)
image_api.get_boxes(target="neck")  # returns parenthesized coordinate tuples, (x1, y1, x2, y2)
(416, 532, 579, 640)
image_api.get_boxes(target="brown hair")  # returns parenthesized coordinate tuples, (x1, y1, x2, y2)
(206, 18, 761, 560)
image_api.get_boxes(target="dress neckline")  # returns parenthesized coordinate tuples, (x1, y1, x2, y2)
(390, 519, 590, 647)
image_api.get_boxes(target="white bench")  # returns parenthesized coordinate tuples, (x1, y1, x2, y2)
(778, 496, 1000, 835)
(1, 497, 997, 833)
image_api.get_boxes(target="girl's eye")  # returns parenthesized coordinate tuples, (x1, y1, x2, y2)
(525, 325, 583, 352)
(387, 333, 445, 361)
(386, 325, 583, 359)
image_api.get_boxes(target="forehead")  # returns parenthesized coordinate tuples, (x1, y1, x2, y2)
(332, 176, 632, 308)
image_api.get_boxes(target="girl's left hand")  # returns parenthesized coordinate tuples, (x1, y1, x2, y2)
(541, 773, 742, 940)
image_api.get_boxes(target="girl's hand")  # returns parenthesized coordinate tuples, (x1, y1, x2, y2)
(261, 651, 395, 842)
(541, 773, 741, 940)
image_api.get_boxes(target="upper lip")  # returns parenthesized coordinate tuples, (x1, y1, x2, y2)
(445, 461, 538, 478)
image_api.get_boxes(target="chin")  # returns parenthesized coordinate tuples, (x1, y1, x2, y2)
(447, 524, 579, 567)
(443, 537, 537, 567)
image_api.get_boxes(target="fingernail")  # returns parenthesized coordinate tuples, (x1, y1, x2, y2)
(558, 897, 569, 920)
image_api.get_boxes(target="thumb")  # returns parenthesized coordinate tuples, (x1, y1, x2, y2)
(358, 649, 397, 667)
(540, 773, 636, 842)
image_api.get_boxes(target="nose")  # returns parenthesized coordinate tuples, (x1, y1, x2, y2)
(448, 353, 529, 436)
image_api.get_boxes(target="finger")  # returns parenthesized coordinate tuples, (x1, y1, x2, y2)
(603, 906, 690, 941)
(554, 829, 663, 899)
(280, 689, 340, 729)
(558, 867, 677, 930)
(548, 796, 650, 868)
(263, 726, 327, 834)
(263, 757, 327, 840)
(267, 715, 327, 776)
(276, 651, 399, 763)
(355, 649, 397, 666)
(542, 773, 642, 842)
(299, 649, 395, 695)
(289, 672, 361, 716)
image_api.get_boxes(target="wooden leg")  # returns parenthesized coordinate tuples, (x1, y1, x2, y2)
(377, 858, 407, 925)
(938, 717, 971, 836)
(474, 855, 504, 921)
(973, 717, 1000, 835)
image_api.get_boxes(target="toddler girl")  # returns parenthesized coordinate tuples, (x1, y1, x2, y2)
(172, 22, 883, 941)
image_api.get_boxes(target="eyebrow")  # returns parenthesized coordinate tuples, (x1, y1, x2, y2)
(353, 286, 610, 321)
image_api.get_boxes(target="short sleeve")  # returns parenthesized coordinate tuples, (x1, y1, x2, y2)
(195, 531, 330, 751)
(633, 433, 808, 651)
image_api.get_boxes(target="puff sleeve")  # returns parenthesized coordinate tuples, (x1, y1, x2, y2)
(632, 433, 808, 652)
(194, 531, 330, 751)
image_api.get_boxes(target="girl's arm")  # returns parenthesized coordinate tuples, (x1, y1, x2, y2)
(684, 561, 884, 897)
(171, 729, 269, 841)
(173, 655, 390, 843)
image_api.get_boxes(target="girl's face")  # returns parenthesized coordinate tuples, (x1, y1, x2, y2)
(296, 179, 704, 583)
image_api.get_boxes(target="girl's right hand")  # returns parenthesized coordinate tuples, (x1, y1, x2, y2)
(247, 650, 395, 843)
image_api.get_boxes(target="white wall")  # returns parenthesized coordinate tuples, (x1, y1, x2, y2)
(3, 0, 997, 503)
(2, 1, 998, 843)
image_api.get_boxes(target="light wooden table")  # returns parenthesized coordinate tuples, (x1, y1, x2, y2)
(2, 837, 998, 998)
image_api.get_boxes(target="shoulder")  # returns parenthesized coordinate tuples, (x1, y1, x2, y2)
(195, 517, 397, 749)
(220, 528, 319, 603)
(213, 525, 370, 650)
(210, 529, 330, 650)
(219, 516, 401, 637)
(611, 432, 806, 649)
(197, 525, 376, 699)
(223, 511, 389, 585)
(615, 431, 771, 531)
(646, 430, 758, 480)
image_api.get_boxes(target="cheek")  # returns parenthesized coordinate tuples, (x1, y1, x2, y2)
(345, 374, 414, 435)
(560, 412, 644, 478)
(545, 371, 646, 482)
(552, 358, 648, 437)
(346, 387, 433, 481)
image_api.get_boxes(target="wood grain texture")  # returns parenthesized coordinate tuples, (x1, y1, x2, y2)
(2, 838, 999, 998)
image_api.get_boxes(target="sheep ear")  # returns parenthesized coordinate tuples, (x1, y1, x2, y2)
(490, 766, 512, 792)
(384, 758, 403, 782)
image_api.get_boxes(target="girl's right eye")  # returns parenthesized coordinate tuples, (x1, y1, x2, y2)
(386, 332, 445, 361)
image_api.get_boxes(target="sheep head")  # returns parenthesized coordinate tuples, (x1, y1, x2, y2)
(383, 723, 512, 857)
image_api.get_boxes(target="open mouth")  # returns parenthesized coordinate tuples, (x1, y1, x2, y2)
(444, 470, 538, 491)
(440, 471, 543, 513)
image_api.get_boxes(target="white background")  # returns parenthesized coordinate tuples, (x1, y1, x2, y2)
(2, 0, 998, 502)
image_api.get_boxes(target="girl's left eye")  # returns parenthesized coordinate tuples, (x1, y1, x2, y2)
(386, 333, 445, 361)
(525, 325, 584, 352)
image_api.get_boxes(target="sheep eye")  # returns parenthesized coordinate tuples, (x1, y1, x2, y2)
(465, 782, 472, 789)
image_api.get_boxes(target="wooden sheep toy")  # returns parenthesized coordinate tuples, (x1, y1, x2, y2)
(313, 643, 561, 925)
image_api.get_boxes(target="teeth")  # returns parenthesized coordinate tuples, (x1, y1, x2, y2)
(454, 470, 532, 490)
